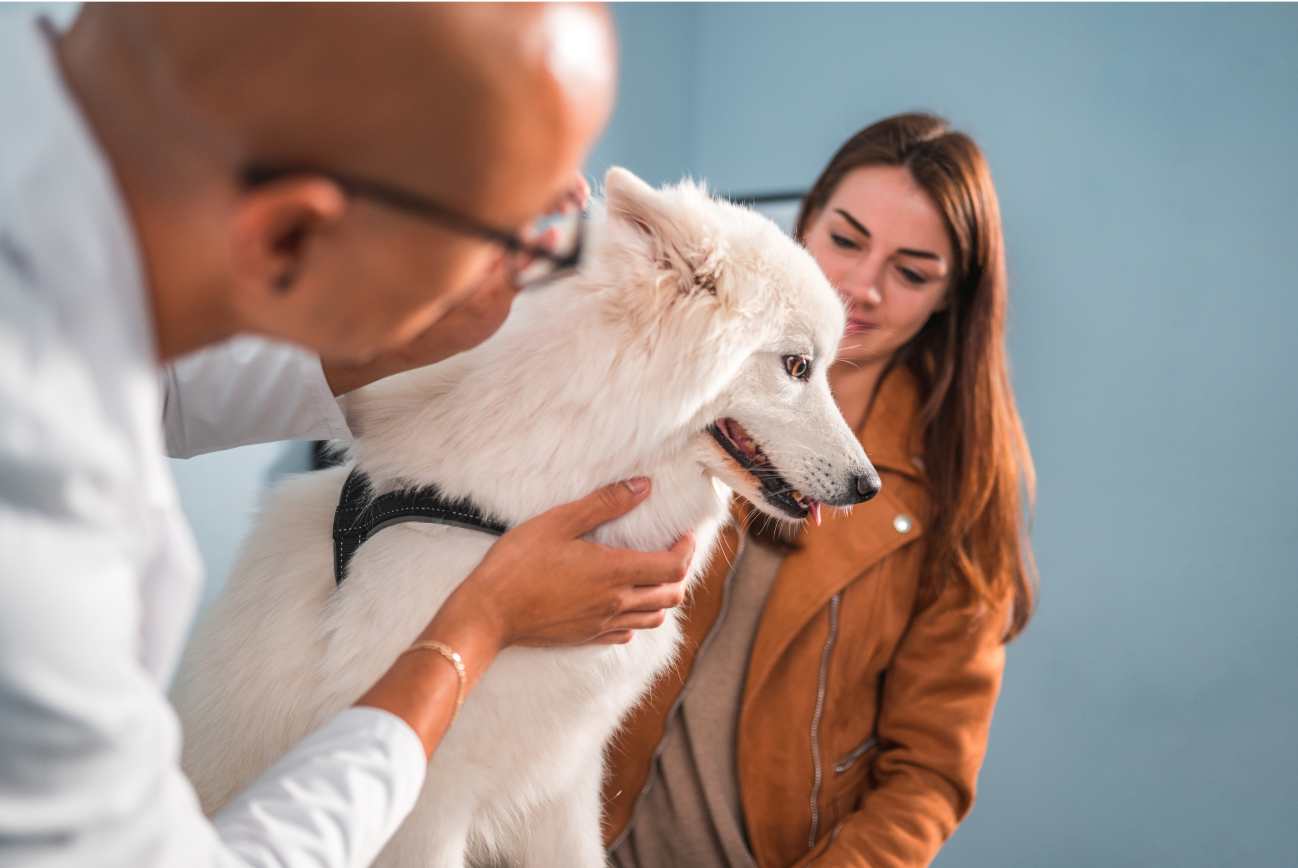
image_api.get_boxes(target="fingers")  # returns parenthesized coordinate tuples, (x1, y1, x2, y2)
(466, 484, 694, 651)
(667, 531, 696, 567)
(582, 609, 672, 646)
(586, 630, 635, 646)
(549, 478, 651, 538)
(619, 578, 687, 614)
(583, 537, 693, 642)
(582, 607, 674, 646)
(614, 531, 695, 590)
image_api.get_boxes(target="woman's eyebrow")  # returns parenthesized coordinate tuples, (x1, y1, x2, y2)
(835, 207, 941, 262)
(897, 247, 940, 261)
(834, 208, 870, 237)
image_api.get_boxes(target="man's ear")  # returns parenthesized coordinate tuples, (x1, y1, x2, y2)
(229, 176, 348, 294)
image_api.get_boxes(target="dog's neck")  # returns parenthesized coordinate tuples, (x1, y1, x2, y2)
(343, 274, 742, 554)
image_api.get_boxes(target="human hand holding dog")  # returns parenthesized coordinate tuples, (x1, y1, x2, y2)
(356, 477, 694, 756)
(457, 476, 695, 648)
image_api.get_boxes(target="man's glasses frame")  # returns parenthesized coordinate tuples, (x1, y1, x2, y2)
(242, 165, 584, 286)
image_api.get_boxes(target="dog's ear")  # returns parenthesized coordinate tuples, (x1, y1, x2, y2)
(605, 167, 667, 244)
(604, 167, 726, 301)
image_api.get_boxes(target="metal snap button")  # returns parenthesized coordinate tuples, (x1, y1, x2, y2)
(893, 514, 913, 533)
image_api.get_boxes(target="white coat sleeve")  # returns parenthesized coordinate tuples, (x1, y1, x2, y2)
(0, 338, 424, 867)
(0, 466, 427, 868)
(162, 335, 354, 458)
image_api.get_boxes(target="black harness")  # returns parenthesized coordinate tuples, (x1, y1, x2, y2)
(332, 466, 508, 585)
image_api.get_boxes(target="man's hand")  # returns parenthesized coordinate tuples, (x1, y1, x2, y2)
(431, 478, 695, 652)
(356, 478, 694, 757)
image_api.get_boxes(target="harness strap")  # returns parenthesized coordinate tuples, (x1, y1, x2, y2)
(332, 466, 508, 585)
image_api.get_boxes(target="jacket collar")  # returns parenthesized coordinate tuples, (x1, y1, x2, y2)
(859, 364, 927, 483)
(744, 366, 928, 699)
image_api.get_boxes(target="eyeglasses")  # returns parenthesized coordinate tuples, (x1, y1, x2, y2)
(242, 165, 585, 288)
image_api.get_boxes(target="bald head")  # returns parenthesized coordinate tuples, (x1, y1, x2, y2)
(99, 2, 615, 224)
(58, 3, 617, 363)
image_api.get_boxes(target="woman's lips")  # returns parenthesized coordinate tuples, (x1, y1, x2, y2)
(846, 318, 878, 334)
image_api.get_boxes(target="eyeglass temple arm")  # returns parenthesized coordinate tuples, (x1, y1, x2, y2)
(241, 165, 579, 265)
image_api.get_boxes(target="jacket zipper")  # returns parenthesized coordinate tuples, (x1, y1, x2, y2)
(807, 592, 841, 851)
(832, 733, 878, 774)
(800, 821, 846, 868)
(606, 537, 746, 856)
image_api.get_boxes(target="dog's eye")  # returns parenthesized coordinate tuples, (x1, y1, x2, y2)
(784, 355, 810, 380)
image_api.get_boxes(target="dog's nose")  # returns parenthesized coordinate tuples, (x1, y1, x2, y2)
(853, 471, 882, 503)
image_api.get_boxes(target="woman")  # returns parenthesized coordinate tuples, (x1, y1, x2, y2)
(605, 113, 1037, 868)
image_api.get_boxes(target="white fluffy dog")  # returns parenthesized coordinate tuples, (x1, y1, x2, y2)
(171, 168, 879, 868)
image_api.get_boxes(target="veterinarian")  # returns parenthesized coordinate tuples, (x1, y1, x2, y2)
(605, 114, 1037, 868)
(0, 5, 695, 867)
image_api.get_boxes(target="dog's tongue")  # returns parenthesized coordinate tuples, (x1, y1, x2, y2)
(809, 500, 821, 527)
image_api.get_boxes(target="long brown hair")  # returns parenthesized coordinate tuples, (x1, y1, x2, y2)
(797, 113, 1037, 640)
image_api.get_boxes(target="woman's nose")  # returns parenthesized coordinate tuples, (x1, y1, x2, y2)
(839, 261, 883, 305)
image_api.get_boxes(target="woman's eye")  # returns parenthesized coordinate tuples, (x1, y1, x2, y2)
(898, 266, 928, 285)
(784, 355, 811, 379)
(830, 233, 859, 251)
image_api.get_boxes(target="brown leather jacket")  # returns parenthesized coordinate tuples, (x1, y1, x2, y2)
(603, 368, 1009, 868)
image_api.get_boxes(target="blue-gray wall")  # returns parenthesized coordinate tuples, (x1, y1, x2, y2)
(17, 1, 1292, 861)
(590, 4, 1297, 865)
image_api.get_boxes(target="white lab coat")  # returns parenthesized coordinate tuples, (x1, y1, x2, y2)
(162, 335, 353, 459)
(0, 18, 426, 867)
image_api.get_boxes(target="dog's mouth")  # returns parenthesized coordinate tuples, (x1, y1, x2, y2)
(708, 418, 821, 525)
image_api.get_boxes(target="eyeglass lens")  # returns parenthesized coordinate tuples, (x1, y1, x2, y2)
(513, 203, 584, 287)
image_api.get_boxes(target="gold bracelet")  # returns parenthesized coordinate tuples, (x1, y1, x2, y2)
(401, 640, 467, 721)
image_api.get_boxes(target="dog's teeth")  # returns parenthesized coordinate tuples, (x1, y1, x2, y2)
(810, 501, 822, 526)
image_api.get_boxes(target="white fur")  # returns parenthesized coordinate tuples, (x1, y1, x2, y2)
(171, 168, 876, 868)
